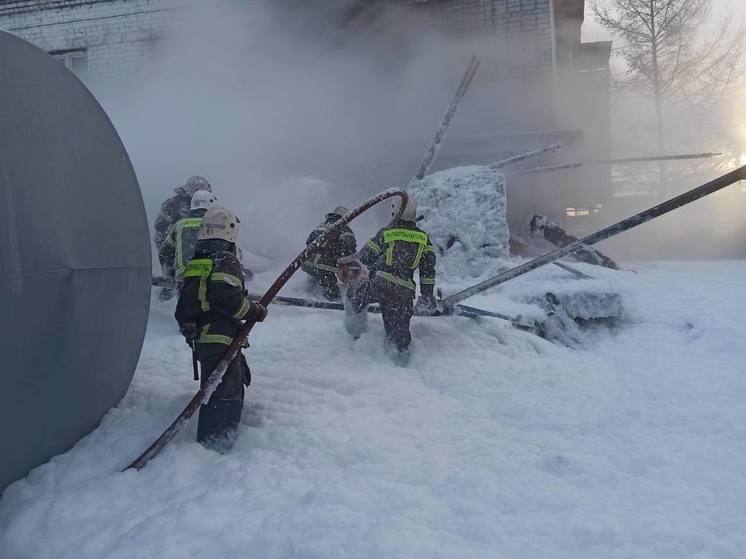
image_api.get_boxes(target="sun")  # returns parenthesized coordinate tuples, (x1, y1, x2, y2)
(741, 154, 746, 166)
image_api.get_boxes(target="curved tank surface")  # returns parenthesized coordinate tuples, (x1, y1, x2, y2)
(0, 31, 151, 492)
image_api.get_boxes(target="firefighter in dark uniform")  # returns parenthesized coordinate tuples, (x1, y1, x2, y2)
(159, 189, 216, 286)
(301, 206, 357, 300)
(346, 195, 436, 362)
(155, 175, 212, 300)
(175, 206, 267, 449)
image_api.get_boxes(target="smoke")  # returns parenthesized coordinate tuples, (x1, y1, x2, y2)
(96, 0, 746, 271)
(100, 2, 472, 269)
(578, 1, 746, 262)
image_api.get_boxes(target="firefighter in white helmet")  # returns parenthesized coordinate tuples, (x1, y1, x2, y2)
(175, 206, 267, 449)
(154, 175, 213, 253)
(159, 189, 217, 290)
(301, 205, 357, 300)
(155, 176, 213, 301)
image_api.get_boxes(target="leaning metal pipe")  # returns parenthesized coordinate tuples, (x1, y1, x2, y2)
(443, 166, 746, 309)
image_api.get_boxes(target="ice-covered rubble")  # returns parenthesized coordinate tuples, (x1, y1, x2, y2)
(409, 166, 624, 341)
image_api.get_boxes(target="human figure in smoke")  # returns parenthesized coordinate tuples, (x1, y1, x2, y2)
(342, 195, 437, 365)
(301, 206, 357, 300)
(159, 189, 217, 288)
(154, 175, 212, 300)
(175, 206, 267, 450)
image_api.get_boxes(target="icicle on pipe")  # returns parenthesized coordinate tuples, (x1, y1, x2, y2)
(124, 189, 409, 471)
(442, 166, 746, 310)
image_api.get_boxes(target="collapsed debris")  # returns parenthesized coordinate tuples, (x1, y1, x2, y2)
(529, 214, 619, 270)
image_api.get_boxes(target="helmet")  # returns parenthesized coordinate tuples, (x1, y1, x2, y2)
(392, 195, 416, 221)
(183, 175, 212, 196)
(198, 206, 240, 243)
(190, 189, 217, 210)
(328, 206, 349, 217)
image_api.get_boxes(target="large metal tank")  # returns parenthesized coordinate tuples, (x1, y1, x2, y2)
(0, 31, 151, 492)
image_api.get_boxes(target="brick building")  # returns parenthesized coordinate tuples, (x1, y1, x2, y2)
(0, 0, 612, 234)
(0, 0, 190, 83)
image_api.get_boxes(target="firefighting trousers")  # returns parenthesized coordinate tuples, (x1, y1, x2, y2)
(349, 276, 414, 351)
(195, 345, 250, 443)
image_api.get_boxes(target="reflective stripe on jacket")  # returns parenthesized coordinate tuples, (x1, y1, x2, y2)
(360, 220, 436, 296)
(302, 215, 357, 275)
(175, 243, 256, 346)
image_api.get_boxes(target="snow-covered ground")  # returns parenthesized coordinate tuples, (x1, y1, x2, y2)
(2, 261, 746, 559)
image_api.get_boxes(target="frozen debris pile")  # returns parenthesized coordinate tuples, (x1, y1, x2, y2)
(409, 165, 509, 280)
(528, 214, 619, 270)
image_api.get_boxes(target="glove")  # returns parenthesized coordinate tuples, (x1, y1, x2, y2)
(244, 301, 268, 323)
(415, 295, 438, 316)
(179, 321, 199, 343)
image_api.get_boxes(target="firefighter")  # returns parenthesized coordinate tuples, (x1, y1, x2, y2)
(154, 175, 212, 253)
(301, 206, 357, 300)
(345, 195, 436, 363)
(155, 175, 212, 300)
(175, 206, 267, 450)
(159, 189, 216, 286)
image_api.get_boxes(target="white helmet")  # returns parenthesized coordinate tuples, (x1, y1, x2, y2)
(329, 206, 349, 217)
(183, 175, 212, 196)
(392, 195, 416, 221)
(190, 189, 217, 210)
(198, 206, 240, 243)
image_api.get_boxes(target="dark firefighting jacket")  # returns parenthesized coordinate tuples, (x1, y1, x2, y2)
(301, 214, 357, 275)
(360, 219, 436, 297)
(175, 239, 256, 346)
(159, 208, 208, 279)
(154, 188, 191, 255)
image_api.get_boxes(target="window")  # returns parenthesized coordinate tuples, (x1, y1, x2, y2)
(50, 48, 88, 82)
(566, 205, 603, 218)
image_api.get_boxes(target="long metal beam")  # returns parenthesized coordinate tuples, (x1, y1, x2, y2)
(442, 166, 746, 309)
(515, 152, 723, 175)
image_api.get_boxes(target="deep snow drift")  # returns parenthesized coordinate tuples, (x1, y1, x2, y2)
(2, 261, 746, 559)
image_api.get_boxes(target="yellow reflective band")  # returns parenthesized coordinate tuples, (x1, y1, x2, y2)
(233, 298, 251, 319)
(411, 242, 426, 270)
(198, 334, 234, 345)
(367, 239, 382, 254)
(211, 272, 242, 287)
(178, 217, 203, 230)
(184, 259, 213, 278)
(378, 271, 415, 291)
(197, 324, 232, 345)
(423, 245, 435, 254)
(174, 219, 203, 275)
(199, 276, 210, 311)
(383, 228, 428, 245)
(385, 240, 395, 266)
(420, 277, 435, 285)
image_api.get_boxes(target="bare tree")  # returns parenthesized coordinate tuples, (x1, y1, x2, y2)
(593, 0, 744, 194)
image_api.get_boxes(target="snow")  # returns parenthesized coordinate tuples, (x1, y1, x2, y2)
(2, 261, 746, 558)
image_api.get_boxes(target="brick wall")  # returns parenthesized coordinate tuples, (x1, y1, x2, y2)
(412, 0, 555, 69)
(0, 0, 189, 86)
